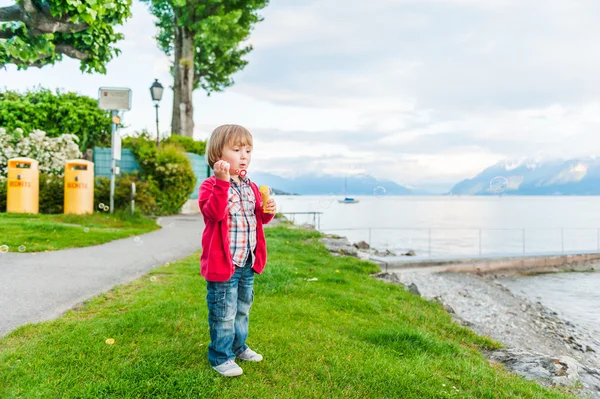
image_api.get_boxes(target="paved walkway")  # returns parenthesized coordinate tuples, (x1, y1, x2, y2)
(0, 215, 204, 337)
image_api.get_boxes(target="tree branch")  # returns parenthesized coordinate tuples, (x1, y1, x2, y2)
(2, 0, 89, 34)
(0, 4, 22, 22)
(55, 43, 89, 60)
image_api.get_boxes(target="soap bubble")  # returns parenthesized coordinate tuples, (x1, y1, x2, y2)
(98, 203, 105, 210)
(18, 245, 26, 252)
(133, 236, 143, 246)
(84, 228, 89, 233)
(319, 193, 336, 209)
(373, 186, 387, 198)
(490, 176, 508, 193)
(150, 276, 157, 282)
(103, 205, 109, 212)
(0, 245, 8, 253)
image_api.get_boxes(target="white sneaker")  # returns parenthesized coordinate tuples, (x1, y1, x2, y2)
(237, 348, 263, 362)
(213, 360, 243, 377)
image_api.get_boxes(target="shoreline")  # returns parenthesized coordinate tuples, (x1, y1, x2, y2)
(375, 267, 600, 398)
(317, 232, 600, 398)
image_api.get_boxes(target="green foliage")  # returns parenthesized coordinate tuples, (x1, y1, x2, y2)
(38, 174, 64, 214)
(0, 0, 132, 73)
(123, 134, 196, 215)
(143, 0, 269, 94)
(0, 88, 112, 150)
(0, 177, 5, 212)
(151, 144, 196, 215)
(164, 135, 206, 155)
(94, 173, 156, 215)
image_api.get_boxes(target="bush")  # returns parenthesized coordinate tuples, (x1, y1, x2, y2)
(0, 129, 82, 176)
(39, 174, 64, 214)
(0, 177, 6, 212)
(94, 173, 156, 214)
(0, 88, 112, 151)
(164, 135, 206, 155)
(124, 134, 196, 216)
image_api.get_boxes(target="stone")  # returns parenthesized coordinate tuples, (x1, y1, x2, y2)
(407, 283, 421, 296)
(405, 249, 416, 256)
(319, 237, 358, 257)
(354, 241, 370, 250)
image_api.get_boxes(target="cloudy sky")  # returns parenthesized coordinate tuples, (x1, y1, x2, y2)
(3, 0, 600, 189)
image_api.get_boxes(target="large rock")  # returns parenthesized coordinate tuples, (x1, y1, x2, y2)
(354, 241, 370, 250)
(319, 236, 358, 257)
(488, 347, 600, 397)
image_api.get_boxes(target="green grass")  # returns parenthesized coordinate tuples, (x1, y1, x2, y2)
(0, 211, 160, 252)
(0, 226, 578, 398)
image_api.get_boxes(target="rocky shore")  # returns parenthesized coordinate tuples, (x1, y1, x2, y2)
(318, 234, 600, 399)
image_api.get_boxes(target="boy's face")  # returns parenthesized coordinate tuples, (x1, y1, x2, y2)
(220, 142, 252, 174)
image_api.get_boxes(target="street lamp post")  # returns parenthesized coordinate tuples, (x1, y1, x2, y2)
(149, 79, 164, 147)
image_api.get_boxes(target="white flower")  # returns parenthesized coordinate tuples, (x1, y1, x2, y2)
(0, 128, 83, 177)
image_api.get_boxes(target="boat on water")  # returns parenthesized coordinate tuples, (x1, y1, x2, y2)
(337, 176, 359, 204)
(338, 197, 359, 204)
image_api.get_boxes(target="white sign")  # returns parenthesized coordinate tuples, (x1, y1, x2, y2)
(112, 131, 122, 161)
(98, 88, 132, 111)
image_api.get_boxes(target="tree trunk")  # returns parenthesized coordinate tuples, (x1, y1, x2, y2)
(179, 26, 195, 138)
(171, 24, 183, 135)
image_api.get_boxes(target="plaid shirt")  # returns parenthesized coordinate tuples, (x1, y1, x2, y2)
(227, 176, 258, 267)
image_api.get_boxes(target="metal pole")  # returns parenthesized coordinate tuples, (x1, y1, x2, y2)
(522, 228, 525, 254)
(155, 103, 160, 147)
(109, 110, 117, 215)
(368, 228, 372, 248)
(479, 228, 482, 255)
(561, 228, 564, 253)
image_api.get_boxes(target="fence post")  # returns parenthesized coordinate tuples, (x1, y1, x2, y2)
(561, 228, 564, 253)
(522, 228, 525, 254)
(597, 228, 599, 251)
(479, 228, 482, 255)
(368, 228, 372, 248)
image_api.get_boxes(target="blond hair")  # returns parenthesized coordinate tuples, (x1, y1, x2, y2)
(206, 124, 254, 169)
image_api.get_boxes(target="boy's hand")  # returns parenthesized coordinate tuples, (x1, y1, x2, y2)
(265, 198, 277, 214)
(214, 160, 230, 181)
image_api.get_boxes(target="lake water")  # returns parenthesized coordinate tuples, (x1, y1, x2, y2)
(275, 195, 600, 335)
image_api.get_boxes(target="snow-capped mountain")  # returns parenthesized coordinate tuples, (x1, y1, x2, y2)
(450, 157, 600, 195)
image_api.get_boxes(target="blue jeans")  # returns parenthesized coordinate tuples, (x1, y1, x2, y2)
(206, 259, 255, 367)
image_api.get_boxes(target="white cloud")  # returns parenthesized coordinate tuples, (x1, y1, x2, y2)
(2, 0, 600, 186)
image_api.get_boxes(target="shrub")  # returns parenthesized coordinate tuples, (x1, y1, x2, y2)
(0, 88, 112, 151)
(94, 173, 156, 214)
(0, 177, 6, 212)
(0, 129, 82, 176)
(124, 134, 196, 216)
(164, 135, 206, 155)
(39, 174, 64, 214)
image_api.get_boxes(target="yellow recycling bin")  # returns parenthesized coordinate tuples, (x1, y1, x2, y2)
(7, 158, 40, 214)
(64, 159, 95, 214)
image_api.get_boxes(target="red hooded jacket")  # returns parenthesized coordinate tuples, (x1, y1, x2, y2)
(199, 176, 275, 282)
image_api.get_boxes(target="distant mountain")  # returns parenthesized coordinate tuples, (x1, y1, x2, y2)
(450, 157, 600, 195)
(250, 172, 413, 196)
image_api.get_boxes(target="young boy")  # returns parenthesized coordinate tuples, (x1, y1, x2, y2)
(199, 124, 276, 377)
